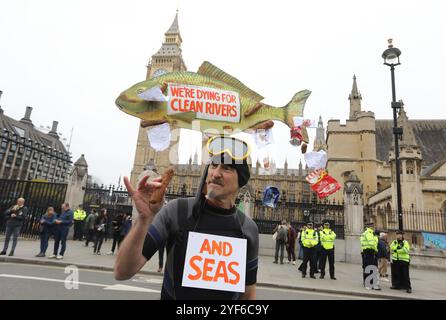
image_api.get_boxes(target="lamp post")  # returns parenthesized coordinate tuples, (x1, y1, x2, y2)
(382, 38, 404, 231)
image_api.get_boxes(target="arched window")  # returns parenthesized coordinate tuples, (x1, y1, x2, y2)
(353, 188, 360, 205)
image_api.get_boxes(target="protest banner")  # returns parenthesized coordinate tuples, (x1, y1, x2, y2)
(182, 232, 247, 293)
(167, 83, 241, 123)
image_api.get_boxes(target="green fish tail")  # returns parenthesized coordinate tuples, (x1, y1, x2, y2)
(283, 90, 312, 126)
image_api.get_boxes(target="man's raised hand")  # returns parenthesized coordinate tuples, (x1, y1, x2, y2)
(123, 175, 163, 221)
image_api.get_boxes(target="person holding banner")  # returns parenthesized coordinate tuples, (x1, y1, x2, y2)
(115, 136, 259, 300)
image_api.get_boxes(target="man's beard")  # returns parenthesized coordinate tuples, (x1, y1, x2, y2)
(206, 179, 225, 201)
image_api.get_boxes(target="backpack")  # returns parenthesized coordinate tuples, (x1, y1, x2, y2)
(277, 225, 288, 242)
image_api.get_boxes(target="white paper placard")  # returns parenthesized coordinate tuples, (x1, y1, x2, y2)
(147, 122, 171, 151)
(182, 232, 247, 293)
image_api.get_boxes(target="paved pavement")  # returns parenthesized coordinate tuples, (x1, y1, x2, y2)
(0, 262, 374, 300)
(1, 238, 445, 300)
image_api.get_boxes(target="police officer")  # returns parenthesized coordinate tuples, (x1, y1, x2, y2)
(73, 205, 87, 241)
(360, 222, 380, 290)
(390, 231, 412, 294)
(299, 222, 319, 278)
(320, 222, 336, 280)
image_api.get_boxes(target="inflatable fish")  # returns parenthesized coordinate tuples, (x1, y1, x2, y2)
(116, 61, 310, 142)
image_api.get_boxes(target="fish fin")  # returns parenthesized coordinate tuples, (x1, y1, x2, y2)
(169, 111, 196, 123)
(244, 102, 265, 117)
(198, 61, 264, 101)
(140, 119, 168, 128)
(284, 90, 311, 128)
(247, 120, 275, 132)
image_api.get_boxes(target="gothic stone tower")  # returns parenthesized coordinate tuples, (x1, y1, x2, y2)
(130, 13, 187, 185)
(326, 76, 378, 203)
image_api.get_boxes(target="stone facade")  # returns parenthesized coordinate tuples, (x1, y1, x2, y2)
(0, 97, 71, 182)
(327, 76, 446, 216)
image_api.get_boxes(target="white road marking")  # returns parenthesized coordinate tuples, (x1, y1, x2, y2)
(0, 274, 160, 293)
(104, 284, 160, 293)
(132, 277, 163, 284)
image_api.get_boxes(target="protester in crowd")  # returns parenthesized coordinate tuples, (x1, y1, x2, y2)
(377, 232, 390, 282)
(35, 207, 56, 257)
(84, 209, 98, 247)
(49, 203, 74, 260)
(93, 208, 108, 255)
(108, 212, 124, 255)
(1, 198, 28, 257)
(273, 220, 288, 264)
(286, 222, 297, 265)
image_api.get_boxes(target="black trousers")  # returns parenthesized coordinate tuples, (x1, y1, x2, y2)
(73, 220, 84, 240)
(320, 248, 335, 277)
(299, 247, 316, 276)
(287, 241, 296, 262)
(362, 251, 378, 286)
(111, 233, 123, 253)
(391, 260, 411, 290)
(94, 232, 105, 253)
(85, 229, 95, 246)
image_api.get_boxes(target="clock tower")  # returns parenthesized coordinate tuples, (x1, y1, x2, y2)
(130, 12, 187, 185)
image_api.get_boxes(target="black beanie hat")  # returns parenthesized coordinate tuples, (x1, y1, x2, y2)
(210, 153, 250, 187)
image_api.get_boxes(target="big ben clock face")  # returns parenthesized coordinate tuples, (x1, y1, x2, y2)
(152, 68, 168, 78)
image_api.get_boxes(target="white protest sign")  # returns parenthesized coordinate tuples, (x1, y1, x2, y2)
(304, 150, 328, 170)
(147, 122, 171, 151)
(182, 232, 247, 293)
(252, 128, 275, 149)
(167, 83, 241, 123)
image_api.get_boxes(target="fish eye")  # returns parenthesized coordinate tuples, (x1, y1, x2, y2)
(136, 88, 145, 94)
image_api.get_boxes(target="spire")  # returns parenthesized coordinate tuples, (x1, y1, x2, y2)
(166, 12, 180, 35)
(351, 75, 361, 98)
(193, 150, 198, 165)
(153, 11, 183, 60)
(313, 116, 327, 151)
(397, 103, 418, 147)
(349, 75, 362, 119)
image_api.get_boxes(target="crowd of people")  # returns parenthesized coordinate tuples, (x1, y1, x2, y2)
(273, 221, 337, 279)
(0, 197, 133, 260)
(272, 220, 412, 293)
(0, 196, 413, 294)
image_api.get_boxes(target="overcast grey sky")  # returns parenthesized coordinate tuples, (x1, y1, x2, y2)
(1, 0, 445, 185)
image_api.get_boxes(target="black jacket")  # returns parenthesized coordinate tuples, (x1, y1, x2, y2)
(111, 215, 123, 235)
(94, 216, 108, 233)
(377, 239, 390, 259)
(5, 205, 28, 227)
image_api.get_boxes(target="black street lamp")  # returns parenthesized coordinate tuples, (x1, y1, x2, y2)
(382, 38, 404, 231)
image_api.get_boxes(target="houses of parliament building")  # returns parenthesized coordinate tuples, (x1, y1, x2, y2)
(130, 13, 446, 218)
